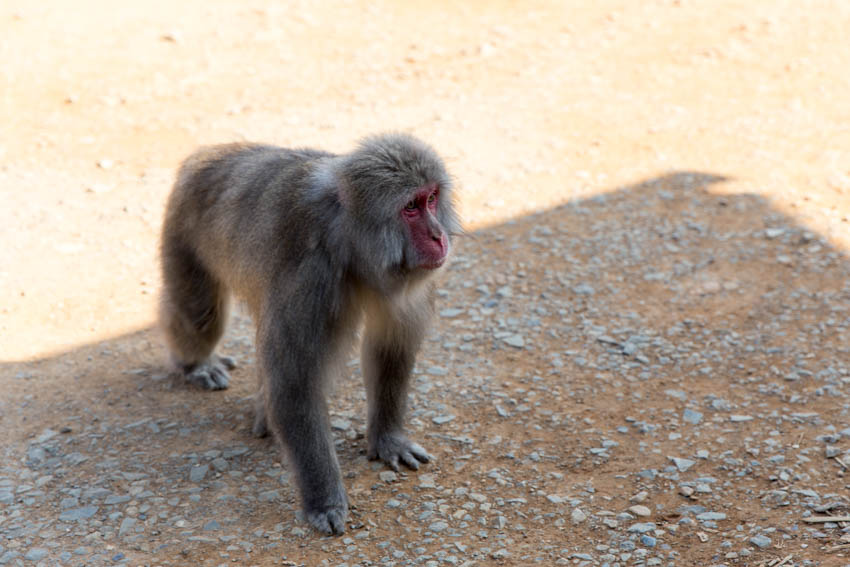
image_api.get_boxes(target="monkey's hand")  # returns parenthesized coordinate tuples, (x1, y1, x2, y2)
(368, 432, 431, 472)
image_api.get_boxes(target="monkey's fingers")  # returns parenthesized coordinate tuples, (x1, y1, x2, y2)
(217, 355, 237, 370)
(307, 507, 347, 536)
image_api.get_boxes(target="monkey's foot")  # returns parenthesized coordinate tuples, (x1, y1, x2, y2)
(306, 504, 347, 536)
(182, 355, 236, 390)
(368, 432, 431, 471)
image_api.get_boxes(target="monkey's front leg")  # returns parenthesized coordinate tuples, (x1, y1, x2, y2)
(259, 317, 348, 535)
(361, 319, 432, 471)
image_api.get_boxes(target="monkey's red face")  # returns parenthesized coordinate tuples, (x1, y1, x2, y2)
(402, 183, 449, 270)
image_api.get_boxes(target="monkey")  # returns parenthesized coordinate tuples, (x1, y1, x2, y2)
(158, 133, 459, 535)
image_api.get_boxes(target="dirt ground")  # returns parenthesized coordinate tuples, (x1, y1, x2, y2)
(3, 1, 850, 566)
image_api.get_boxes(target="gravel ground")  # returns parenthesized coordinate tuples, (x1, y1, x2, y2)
(2, 1, 850, 566)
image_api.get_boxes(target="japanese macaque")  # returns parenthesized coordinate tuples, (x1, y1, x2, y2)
(159, 133, 459, 534)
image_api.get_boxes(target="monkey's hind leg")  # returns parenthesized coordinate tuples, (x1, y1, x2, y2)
(160, 243, 235, 390)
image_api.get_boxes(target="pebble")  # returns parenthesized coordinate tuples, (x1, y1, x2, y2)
(628, 522, 656, 533)
(118, 517, 136, 536)
(24, 549, 49, 561)
(696, 512, 726, 521)
(749, 534, 771, 549)
(59, 506, 98, 522)
(628, 505, 652, 517)
(670, 457, 696, 472)
(682, 409, 703, 424)
(189, 464, 209, 483)
(571, 508, 587, 524)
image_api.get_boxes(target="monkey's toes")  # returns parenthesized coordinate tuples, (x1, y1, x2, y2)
(307, 506, 347, 536)
(184, 360, 231, 390)
(217, 354, 237, 370)
(370, 434, 431, 472)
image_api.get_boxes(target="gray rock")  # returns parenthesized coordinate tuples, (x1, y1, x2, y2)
(696, 512, 726, 521)
(59, 506, 98, 522)
(627, 522, 656, 533)
(502, 334, 525, 348)
(670, 457, 696, 472)
(258, 490, 280, 502)
(428, 521, 448, 532)
(682, 409, 703, 424)
(432, 414, 455, 424)
(749, 534, 771, 549)
(189, 464, 209, 483)
(730, 415, 753, 422)
(118, 517, 136, 537)
(24, 549, 49, 561)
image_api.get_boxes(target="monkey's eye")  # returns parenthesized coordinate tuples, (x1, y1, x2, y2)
(404, 200, 417, 211)
(427, 192, 437, 204)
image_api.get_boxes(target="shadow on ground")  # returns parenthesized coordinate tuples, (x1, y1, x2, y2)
(3, 172, 849, 566)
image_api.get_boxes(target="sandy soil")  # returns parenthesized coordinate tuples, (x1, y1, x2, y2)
(2, 1, 850, 566)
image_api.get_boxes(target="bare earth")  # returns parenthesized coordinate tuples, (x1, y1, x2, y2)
(2, 2, 850, 566)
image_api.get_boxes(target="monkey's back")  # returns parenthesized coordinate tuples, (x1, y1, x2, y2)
(163, 143, 339, 310)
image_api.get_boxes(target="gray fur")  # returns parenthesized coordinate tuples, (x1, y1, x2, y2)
(159, 133, 458, 535)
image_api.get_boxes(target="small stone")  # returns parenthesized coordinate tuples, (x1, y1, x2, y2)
(572, 283, 595, 295)
(670, 457, 696, 472)
(640, 535, 657, 548)
(258, 490, 280, 502)
(330, 417, 352, 430)
(696, 512, 726, 521)
(189, 464, 209, 483)
(36, 428, 59, 443)
(24, 549, 49, 561)
(682, 409, 703, 424)
(628, 522, 656, 533)
(429, 521, 448, 532)
(418, 474, 436, 488)
(502, 335, 525, 348)
(203, 520, 221, 531)
(680, 486, 695, 497)
(432, 414, 455, 425)
(118, 517, 136, 536)
(630, 490, 649, 503)
(379, 471, 397, 483)
(571, 508, 587, 524)
(59, 506, 98, 522)
(749, 534, 771, 549)
(628, 505, 652, 517)
(439, 308, 464, 318)
(730, 415, 753, 422)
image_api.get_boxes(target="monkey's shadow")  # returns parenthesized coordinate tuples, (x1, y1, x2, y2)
(4, 170, 848, 555)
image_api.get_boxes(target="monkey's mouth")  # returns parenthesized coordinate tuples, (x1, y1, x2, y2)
(420, 256, 447, 270)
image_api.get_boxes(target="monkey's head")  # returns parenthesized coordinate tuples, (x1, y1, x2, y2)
(336, 134, 460, 286)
